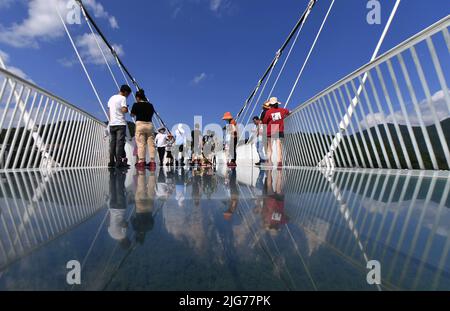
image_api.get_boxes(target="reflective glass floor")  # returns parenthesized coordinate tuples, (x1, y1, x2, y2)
(0, 166, 449, 291)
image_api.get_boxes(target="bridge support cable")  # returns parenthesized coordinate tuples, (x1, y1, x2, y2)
(235, 0, 318, 121)
(75, 0, 168, 131)
(55, 4, 109, 120)
(243, 64, 277, 130)
(239, 64, 277, 143)
(243, 0, 328, 143)
(80, 6, 120, 91)
(318, 0, 401, 168)
(285, 0, 335, 108)
(267, 14, 307, 99)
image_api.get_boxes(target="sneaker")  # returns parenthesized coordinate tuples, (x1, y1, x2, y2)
(148, 161, 157, 171)
(108, 162, 116, 168)
(116, 162, 129, 169)
(255, 162, 261, 166)
(277, 162, 283, 168)
(121, 158, 130, 168)
(136, 162, 146, 170)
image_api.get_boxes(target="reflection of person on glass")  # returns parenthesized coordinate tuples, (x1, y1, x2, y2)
(262, 170, 287, 234)
(156, 167, 172, 202)
(175, 167, 187, 208)
(223, 169, 239, 221)
(108, 170, 131, 249)
(132, 170, 156, 244)
(192, 170, 203, 208)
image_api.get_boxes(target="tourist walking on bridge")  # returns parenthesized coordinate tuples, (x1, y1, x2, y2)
(175, 124, 187, 167)
(108, 85, 132, 169)
(155, 127, 168, 166)
(262, 97, 290, 168)
(222, 112, 238, 168)
(130, 89, 156, 170)
(252, 116, 267, 166)
(166, 133, 175, 167)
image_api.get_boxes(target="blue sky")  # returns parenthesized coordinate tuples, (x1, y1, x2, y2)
(0, 0, 449, 128)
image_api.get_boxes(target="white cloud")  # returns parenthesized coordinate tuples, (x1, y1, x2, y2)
(83, 0, 119, 29)
(76, 33, 124, 65)
(7, 66, 31, 81)
(191, 72, 207, 85)
(172, 6, 182, 19)
(108, 16, 119, 29)
(0, 0, 119, 48)
(210, 0, 222, 12)
(0, 49, 10, 63)
(0, 49, 34, 83)
(361, 89, 450, 128)
(209, 0, 234, 14)
(170, 0, 234, 17)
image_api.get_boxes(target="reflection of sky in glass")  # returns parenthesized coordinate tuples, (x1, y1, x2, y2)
(0, 167, 449, 291)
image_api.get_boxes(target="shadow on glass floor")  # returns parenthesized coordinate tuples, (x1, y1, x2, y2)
(0, 166, 449, 290)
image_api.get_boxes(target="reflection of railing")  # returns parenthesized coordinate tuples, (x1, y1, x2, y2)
(0, 67, 109, 170)
(0, 169, 109, 271)
(284, 16, 450, 170)
(283, 168, 450, 290)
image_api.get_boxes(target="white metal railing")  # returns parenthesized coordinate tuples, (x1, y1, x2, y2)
(220, 166, 450, 290)
(0, 67, 109, 170)
(284, 15, 450, 170)
(0, 169, 109, 271)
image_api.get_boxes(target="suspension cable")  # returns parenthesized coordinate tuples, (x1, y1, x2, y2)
(285, 0, 335, 108)
(75, 0, 169, 132)
(319, 0, 401, 166)
(239, 63, 277, 142)
(235, 0, 318, 120)
(267, 14, 306, 99)
(75, 0, 140, 89)
(55, 3, 109, 120)
(236, 79, 261, 124)
(80, 6, 120, 91)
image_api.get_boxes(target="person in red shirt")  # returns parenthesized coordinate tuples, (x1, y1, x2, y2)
(262, 97, 290, 167)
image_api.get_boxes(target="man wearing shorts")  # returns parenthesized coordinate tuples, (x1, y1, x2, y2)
(262, 97, 290, 168)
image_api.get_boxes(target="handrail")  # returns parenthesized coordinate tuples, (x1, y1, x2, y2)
(0, 67, 106, 126)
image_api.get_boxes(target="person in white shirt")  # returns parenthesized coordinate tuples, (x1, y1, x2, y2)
(155, 127, 168, 165)
(175, 124, 186, 166)
(252, 116, 267, 166)
(108, 85, 132, 168)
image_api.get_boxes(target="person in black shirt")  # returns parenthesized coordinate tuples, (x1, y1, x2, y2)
(131, 90, 157, 170)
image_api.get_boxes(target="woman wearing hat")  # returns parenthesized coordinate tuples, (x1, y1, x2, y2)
(130, 89, 156, 170)
(262, 97, 290, 168)
(222, 112, 238, 167)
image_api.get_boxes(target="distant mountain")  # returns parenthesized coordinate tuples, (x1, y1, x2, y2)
(285, 118, 450, 170)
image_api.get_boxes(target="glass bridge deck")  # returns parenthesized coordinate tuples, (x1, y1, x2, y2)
(0, 166, 449, 291)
